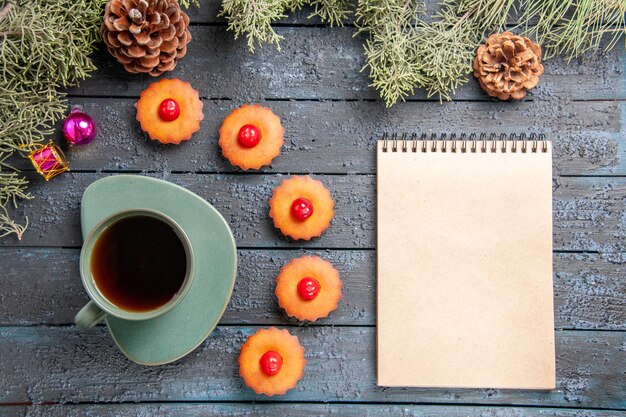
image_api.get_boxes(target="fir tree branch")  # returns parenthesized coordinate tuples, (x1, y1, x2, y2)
(220, 0, 292, 52)
(355, 0, 427, 107)
(355, 0, 515, 104)
(222, 0, 624, 104)
(308, 0, 352, 26)
(0, 0, 105, 239)
(518, 0, 626, 60)
(0, 206, 28, 240)
(0, 169, 31, 240)
(413, 0, 515, 101)
(286, 0, 308, 10)
(358, 0, 624, 104)
(220, 0, 351, 52)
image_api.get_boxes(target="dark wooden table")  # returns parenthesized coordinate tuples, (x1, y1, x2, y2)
(2, 1, 625, 416)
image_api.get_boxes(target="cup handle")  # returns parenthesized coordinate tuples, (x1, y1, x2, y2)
(75, 301, 108, 330)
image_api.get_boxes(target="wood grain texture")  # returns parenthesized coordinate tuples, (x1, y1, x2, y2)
(68, 27, 626, 102)
(0, 327, 623, 407)
(2, 173, 624, 252)
(1, 249, 624, 330)
(2, 0, 624, 413)
(9, 99, 626, 176)
(3, 403, 626, 417)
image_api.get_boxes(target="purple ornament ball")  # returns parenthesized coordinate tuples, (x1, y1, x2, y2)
(63, 110, 97, 146)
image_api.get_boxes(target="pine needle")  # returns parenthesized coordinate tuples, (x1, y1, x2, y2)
(179, 0, 201, 8)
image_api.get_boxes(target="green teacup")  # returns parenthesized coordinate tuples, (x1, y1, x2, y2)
(75, 209, 195, 330)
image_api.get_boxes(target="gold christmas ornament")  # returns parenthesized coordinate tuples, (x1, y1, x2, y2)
(473, 32, 544, 100)
(101, 0, 192, 76)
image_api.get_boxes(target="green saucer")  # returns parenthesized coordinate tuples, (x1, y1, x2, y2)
(81, 175, 237, 365)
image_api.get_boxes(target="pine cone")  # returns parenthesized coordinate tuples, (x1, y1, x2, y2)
(101, 0, 191, 76)
(473, 32, 544, 100)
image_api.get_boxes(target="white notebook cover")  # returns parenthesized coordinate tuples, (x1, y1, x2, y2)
(377, 139, 555, 389)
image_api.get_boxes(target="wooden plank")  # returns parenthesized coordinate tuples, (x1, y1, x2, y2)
(553, 253, 626, 331)
(552, 177, 626, 253)
(9, 99, 626, 176)
(1, 249, 624, 331)
(67, 27, 626, 102)
(3, 403, 625, 417)
(1, 408, 25, 417)
(2, 173, 624, 252)
(0, 327, 623, 407)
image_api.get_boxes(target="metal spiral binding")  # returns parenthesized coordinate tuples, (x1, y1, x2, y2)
(381, 132, 548, 153)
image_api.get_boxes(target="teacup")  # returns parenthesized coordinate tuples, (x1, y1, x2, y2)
(74, 209, 195, 330)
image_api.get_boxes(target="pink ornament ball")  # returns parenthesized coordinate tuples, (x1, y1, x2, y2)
(63, 109, 97, 146)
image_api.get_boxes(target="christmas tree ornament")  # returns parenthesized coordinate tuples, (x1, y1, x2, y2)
(101, 0, 192, 76)
(473, 32, 545, 100)
(135, 78, 203, 144)
(219, 104, 284, 170)
(63, 107, 97, 146)
(27, 141, 70, 181)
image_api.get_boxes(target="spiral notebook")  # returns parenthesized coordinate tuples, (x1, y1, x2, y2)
(377, 133, 555, 389)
